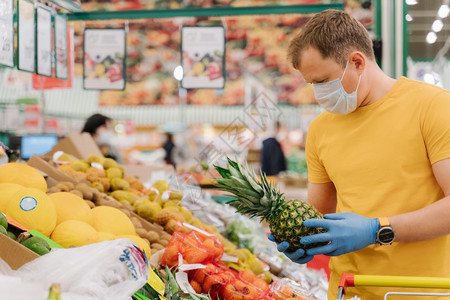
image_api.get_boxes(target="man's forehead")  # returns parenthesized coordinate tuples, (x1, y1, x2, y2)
(298, 51, 340, 82)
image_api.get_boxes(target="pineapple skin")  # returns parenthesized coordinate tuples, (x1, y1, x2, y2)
(269, 199, 327, 251)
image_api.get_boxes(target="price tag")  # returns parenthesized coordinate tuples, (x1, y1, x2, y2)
(147, 267, 166, 298)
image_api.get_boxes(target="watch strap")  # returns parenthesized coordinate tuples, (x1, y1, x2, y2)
(378, 217, 390, 227)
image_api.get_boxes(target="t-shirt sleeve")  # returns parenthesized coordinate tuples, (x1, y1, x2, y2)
(421, 90, 450, 164)
(305, 123, 331, 183)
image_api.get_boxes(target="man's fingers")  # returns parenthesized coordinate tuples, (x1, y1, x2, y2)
(303, 219, 330, 229)
(301, 233, 332, 245)
(306, 243, 337, 256)
(277, 241, 290, 252)
(285, 248, 306, 261)
(296, 255, 315, 264)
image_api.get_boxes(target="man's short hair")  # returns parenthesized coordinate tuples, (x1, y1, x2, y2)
(288, 9, 375, 69)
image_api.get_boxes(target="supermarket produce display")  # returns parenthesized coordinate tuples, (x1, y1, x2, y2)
(0, 2, 379, 299)
(0, 149, 328, 299)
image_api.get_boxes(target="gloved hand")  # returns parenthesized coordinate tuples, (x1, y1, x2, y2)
(301, 212, 379, 256)
(268, 233, 314, 264)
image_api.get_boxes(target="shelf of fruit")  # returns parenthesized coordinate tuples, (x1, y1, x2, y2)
(75, 0, 371, 107)
(0, 153, 327, 299)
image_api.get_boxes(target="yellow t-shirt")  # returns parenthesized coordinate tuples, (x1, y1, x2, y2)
(306, 77, 450, 300)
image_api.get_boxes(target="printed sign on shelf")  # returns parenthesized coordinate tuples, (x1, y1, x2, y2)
(181, 26, 225, 89)
(32, 29, 73, 90)
(83, 28, 126, 90)
(18, 0, 35, 72)
(0, 0, 14, 67)
(54, 14, 68, 79)
(36, 4, 52, 77)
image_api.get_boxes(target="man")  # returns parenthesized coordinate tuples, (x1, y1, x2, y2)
(261, 121, 287, 176)
(269, 9, 450, 299)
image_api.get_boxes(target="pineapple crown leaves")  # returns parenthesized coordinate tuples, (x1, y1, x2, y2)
(213, 157, 285, 222)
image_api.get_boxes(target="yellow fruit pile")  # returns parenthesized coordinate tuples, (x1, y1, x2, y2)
(56, 154, 144, 196)
(0, 162, 155, 258)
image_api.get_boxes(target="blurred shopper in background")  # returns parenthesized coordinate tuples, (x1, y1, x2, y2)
(81, 113, 123, 164)
(163, 133, 175, 166)
(261, 121, 287, 176)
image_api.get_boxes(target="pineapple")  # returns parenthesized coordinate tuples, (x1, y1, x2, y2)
(214, 158, 326, 251)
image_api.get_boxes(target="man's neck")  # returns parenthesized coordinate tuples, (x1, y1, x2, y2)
(361, 66, 397, 107)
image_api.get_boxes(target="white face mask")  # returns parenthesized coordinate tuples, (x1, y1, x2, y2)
(96, 130, 114, 145)
(313, 60, 362, 114)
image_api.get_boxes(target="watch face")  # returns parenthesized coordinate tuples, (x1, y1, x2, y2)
(378, 227, 395, 244)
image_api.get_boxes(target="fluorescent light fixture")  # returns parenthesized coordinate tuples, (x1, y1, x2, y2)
(405, 14, 413, 22)
(406, 0, 418, 5)
(432, 19, 444, 32)
(173, 65, 183, 81)
(426, 31, 437, 44)
(438, 4, 449, 18)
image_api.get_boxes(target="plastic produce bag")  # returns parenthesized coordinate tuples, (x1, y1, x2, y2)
(271, 277, 312, 300)
(161, 229, 224, 268)
(14, 239, 149, 300)
(218, 269, 270, 300)
(225, 214, 270, 254)
(220, 277, 270, 300)
(188, 262, 235, 299)
(0, 259, 96, 300)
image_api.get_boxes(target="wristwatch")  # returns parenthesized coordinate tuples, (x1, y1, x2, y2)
(376, 217, 395, 245)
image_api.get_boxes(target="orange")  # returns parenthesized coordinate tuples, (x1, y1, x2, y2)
(190, 280, 202, 294)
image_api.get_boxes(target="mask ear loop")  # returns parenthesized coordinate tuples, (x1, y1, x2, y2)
(340, 60, 350, 81)
(355, 72, 363, 92)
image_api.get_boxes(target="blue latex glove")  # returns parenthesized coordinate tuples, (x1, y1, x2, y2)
(301, 212, 379, 256)
(268, 233, 314, 264)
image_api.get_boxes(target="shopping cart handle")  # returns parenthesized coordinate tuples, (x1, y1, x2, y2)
(338, 273, 355, 294)
(337, 273, 450, 300)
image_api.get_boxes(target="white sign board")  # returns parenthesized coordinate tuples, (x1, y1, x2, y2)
(181, 26, 225, 89)
(18, 0, 35, 72)
(0, 0, 14, 67)
(83, 28, 126, 90)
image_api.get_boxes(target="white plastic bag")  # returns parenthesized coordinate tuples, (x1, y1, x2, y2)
(0, 273, 48, 299)
(0, 258, 13, 276)
(15, 239, 149, 300)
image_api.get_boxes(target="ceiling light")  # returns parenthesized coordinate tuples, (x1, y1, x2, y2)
(406, 0, 418, 5)
(432, 19, 444, 32)
(426, 32, 437, 44)
(438, 4, 449, 18)
(405, 14, 413, 22)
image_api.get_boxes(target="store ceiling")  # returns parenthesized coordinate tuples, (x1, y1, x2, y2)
(407, 0, 450, 59)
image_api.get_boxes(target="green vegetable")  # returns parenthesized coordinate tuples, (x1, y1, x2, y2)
(0, 225, 7, 236)
(0, 212, 7, 230)
(29, 243, 50, 255)
(6, 231, 16, 240)
(47, 283, 61, 300)
(21, 236, 51, 250)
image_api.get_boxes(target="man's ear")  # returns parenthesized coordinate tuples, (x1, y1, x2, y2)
(349, 51, 366, 72)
